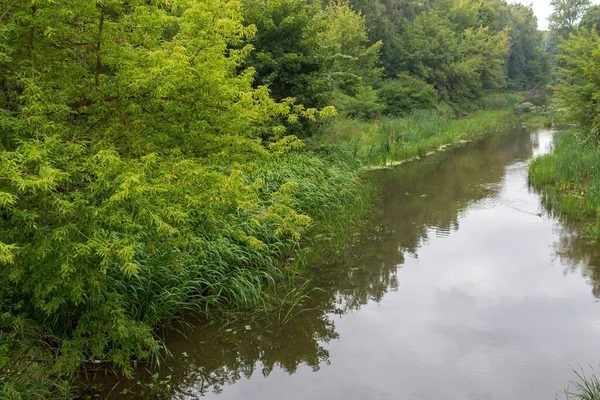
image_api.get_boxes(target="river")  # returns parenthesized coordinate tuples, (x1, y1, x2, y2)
(93, 128, 600, 400)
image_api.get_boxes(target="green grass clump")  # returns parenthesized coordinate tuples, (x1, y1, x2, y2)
(529, 154, 557, 185)
(529, 130, 600, 239)
(558, 367, 600, 400)
(317, 109, 517, 166)
(1, 331, 71, 400)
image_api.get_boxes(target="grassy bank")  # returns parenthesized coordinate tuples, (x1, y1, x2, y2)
(2, 107, 520, 399)
(1, 149, 374, 399)
(529, 130, 600, 240)
(314, 109, 521, 167)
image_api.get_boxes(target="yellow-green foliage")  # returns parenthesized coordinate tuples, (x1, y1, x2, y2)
(0, 0, 337, 386)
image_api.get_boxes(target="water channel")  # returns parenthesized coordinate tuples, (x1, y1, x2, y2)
(96, 128, 600, 399)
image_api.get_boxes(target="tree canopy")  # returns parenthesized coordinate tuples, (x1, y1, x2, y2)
(550, 0, 592, 38)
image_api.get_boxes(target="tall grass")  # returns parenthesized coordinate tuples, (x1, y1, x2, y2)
(117, 151, 375, 330)
(0, 147, 376, 398)
(529, 130, 600, 239)
(0, 330, 72, 399)
(558, 367, 600, 400)
(317, 109, 518, 166)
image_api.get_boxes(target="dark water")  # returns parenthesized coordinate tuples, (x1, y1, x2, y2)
(95, 129, 600, 399)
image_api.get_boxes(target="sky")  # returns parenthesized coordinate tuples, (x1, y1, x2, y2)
(517, 0, 600, 30)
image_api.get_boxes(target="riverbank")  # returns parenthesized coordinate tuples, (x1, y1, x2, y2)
(2, 108, 525, 399)
(529, 129, 600, 242)
(313, 109, 522, 167)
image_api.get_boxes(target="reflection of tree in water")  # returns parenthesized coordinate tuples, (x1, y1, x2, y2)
(93, 130, 536, 398)
(528, 143, 600, 300)
(164, 311, 338, 398)
(93, 309, 338, 399)
(551, 219, 600, 298)
(316, 129, 534, 312)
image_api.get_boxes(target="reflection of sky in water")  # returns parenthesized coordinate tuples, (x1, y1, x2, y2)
(197, 130, 600, 400)
(94, 129, 600, 400)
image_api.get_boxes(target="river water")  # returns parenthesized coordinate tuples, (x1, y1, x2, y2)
(97, 128, 600, 399)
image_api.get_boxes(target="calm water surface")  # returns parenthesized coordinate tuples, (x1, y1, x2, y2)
(100, 129, 600, 399)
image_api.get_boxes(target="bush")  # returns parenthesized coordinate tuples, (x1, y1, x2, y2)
(377, 74, 438, 116)
(0, 0, 338, 390)
(481, 93, 523, 110)
(523, 90, 552, 107)
(333, 87, 384, 120)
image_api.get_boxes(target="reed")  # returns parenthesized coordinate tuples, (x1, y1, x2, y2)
(529, 130, 600, 241)
(318, 109, 517, 166)
(558, 367, 600, 400)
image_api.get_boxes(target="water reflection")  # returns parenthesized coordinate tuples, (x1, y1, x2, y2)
(90, 129, 600, 400)
(552, 220, 600, 298)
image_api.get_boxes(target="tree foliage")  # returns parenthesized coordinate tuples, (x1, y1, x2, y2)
(504, 3, 551, 89)
(580, 4, 600, 34)
(395, 10, 509, 105)
(378, 74, 438, 116)
(320, 0, 383, 93)
(241, 0, 331, 110)
(0, 0, 333, 379)
(550, 0, 592, 38)
(554, 27, 600, 136)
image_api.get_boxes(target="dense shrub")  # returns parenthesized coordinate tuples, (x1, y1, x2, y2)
(377, 74, 438, 116)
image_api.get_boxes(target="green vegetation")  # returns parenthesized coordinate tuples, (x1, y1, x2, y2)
(318, 109, 519, 166)
(550, 0, 592, 39)
(529, 132, 597, 221)
(0, 0, 550, 397)
(529, 20, 600, 241)
(558, 367, 600, 400)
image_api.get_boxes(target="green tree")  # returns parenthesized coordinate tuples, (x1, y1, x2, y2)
(319, 0, 383, 117)
(549, 0, 591, 38)
(395, 12, 459, 96)
(241, 0, 331, 109)
(436, 0, 491, 33)
(459, 26, 510, 92)
(0, 0, 332, 380)
(320, 0, 383, 92)
(554, 27, 600, 135)
(505, 3, 551, 89)
(480, 1, 550, 89)
(580, 4, 600, 34)
(395, 10, 508, 105)
(378, 73, 438, 115)
(348, 0, 428, 76)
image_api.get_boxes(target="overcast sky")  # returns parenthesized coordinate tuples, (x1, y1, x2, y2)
(516, 0, 600, 30)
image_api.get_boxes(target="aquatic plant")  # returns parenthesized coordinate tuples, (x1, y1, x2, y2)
(558, 366, 600, 400)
